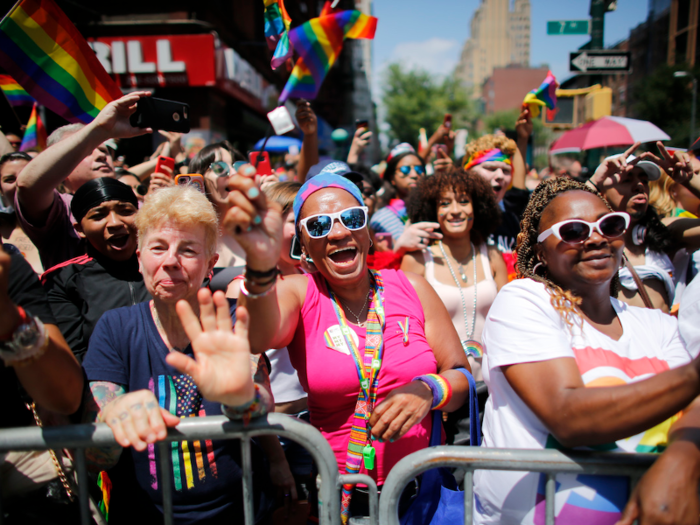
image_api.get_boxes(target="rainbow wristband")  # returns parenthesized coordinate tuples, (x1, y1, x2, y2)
(413, 373, 452, 410)
(221, 384, 267, 424)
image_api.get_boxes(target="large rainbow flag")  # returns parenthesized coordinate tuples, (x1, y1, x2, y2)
(20, 102, 46, 151)
(0, 0, 123, 124)
(279, 10, 377, 103)
(522, 70, 558, 118)
(263, 0, 293, 69)
(0, 74, 32, 105)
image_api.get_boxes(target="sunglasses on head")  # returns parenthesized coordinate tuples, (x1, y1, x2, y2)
(397, 165, 425, 176)
(538, 212, 630, 244)
(299, 206, 369, 239)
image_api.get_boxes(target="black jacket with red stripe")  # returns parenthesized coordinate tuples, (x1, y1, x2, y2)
(41, 247, 151, 362)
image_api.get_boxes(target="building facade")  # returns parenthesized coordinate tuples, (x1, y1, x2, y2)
(455, 0, 531, 97)
(481, 66, 549, 114)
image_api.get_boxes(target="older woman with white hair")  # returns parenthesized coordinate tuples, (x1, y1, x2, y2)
(81, 186, 275, 525)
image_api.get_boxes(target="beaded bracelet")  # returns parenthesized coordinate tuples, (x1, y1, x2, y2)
(221, 384, 267, 425)
(413, 373, 453, 410)
(245, 266, 279, 282)
(239, 279, 276, 299)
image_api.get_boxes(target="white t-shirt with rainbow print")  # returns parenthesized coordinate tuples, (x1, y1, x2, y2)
(474, 278, 690, 525)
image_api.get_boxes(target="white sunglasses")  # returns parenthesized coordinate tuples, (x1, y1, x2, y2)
(299, 206, 369, 239)
(538, 212, 630, 244)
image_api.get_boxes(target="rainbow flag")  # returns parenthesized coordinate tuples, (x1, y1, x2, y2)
(0, 74, 33, 105)
(279, 10, 377, 103)
(20, 102, 46, 151)
(263, 0, 293, 69)
(523, 70, 558, 118)
(0, 0, 123, 124)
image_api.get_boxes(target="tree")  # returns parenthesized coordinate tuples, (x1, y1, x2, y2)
(382, 63, 474, 147)
(631, 63, 700, 148)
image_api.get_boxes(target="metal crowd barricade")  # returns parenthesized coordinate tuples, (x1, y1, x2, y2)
(378, 445, 658, 525)
(0, 413, 378, 525)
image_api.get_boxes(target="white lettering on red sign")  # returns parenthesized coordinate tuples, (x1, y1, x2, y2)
(90, 40, 184, 75)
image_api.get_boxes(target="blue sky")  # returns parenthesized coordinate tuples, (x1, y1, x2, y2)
(371, 0, 649, 100)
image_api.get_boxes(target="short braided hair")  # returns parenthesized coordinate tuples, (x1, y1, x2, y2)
(516, 177, 621, 328)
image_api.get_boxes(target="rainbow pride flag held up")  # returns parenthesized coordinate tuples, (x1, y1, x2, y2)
(523, 70, 558, 118)
(263, 0, 293, 69)
(279, 10, 377, 103)
(0, 0, 123, 124)
(0, 74, 33, 105)
(20, 102, 47, 151)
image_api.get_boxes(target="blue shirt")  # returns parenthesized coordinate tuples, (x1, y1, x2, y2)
(83, 301, 271, 524)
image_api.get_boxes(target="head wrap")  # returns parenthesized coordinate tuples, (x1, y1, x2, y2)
(293, 173, 365, 229)
(387, 142, 416, 163)
(463, 148, 511, 171)
(71, 178, 138, 223)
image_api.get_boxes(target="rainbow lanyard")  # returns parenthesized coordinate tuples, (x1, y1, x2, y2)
(328, 270, 386, 524)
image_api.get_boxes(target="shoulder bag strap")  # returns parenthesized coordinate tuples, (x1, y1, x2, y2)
(622, 254, 654, 309)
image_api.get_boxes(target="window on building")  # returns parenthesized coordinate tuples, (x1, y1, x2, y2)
(678, 0, 690, 31)
(676, 32, 688, 64)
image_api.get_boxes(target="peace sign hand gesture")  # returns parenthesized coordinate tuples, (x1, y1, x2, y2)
(589, 142, 641, 190)
(638, 142, 694, 185)
(167, 289, 255, 407)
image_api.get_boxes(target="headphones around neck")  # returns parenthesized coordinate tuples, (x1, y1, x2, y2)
(632, 224, 646, 246)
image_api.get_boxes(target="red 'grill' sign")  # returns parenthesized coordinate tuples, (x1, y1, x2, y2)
(88, 34, 216, 88)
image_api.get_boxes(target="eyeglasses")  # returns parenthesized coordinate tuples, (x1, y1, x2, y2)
(299, 206, 369, 239)
(538, 212, 630, 244)
(209, 161, 232, 177)
(397, 165, 425, 176)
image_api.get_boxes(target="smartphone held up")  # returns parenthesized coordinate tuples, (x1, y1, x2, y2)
(130, 97, 191, 133)
(175, 174, 205, 194)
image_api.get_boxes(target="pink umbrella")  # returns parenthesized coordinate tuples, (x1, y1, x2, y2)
(549, 116, 671, 154)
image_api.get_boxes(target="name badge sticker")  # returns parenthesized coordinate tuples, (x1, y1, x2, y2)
(324, 324, 359, 355)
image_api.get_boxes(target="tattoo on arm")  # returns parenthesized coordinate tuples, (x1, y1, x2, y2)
(83, 381, 127, 470)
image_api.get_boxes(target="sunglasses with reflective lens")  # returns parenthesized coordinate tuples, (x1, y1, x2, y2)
(397, 165, 425, 176)
(537, 212, 630, 244)
(299, 206, 369, 239)
(209, 161, 247, 177)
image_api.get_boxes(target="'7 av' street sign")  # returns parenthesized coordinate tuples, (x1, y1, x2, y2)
(569, 51, 631, 74)
(547, 20, 590, 35)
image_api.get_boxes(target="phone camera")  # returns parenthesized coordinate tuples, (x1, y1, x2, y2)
(173, 113, 180, 122)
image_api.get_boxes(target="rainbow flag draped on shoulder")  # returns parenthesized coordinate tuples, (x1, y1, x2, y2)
(522, 70, 558, 118)
(0, 0, 123, 124)
(263, 0, 293, 69)
(0, 74, 32, 105)
(279, 9, 377, 103)
(20, 101, 46, 151)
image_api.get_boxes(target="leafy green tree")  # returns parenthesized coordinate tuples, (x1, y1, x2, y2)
(631, 63, 700, 148)
(382, 63, 474, 147)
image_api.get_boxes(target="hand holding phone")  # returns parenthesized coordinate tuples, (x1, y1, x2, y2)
(443, 114, 452, 130)
(154, 156, 175, 178)
(355, 119, 369, 131)
(249, 151, 272, 176)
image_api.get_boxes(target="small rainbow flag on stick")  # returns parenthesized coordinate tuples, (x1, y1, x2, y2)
(523, 70, 558, 118)
(263, 0, 293, 69)
(20, 102, 47, 151)
(0, 74, 33, 106)
(0, 0, 123, 124)
(279, 10, 377, 103)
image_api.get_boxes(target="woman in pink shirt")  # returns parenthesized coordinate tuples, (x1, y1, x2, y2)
(223, 171, 471, 521)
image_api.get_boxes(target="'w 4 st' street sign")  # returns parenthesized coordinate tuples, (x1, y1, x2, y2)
(569, 51, 631, 74)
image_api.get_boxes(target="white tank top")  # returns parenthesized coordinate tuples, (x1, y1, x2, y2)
(265, 347, 307, 403)
(423, 243, 498, 381)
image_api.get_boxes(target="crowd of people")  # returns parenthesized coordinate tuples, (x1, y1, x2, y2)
(2, 90, 700, 525)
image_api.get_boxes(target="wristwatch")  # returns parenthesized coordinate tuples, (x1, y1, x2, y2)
(0, 311, 48, 365)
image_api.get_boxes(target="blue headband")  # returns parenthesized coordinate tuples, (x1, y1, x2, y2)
(293, 174, 365, 228)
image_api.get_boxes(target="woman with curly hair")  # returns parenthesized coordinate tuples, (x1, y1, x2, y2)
(474, 177, 697, 525)
(463, 109, 532, 278)
(401, 169, 507, 381)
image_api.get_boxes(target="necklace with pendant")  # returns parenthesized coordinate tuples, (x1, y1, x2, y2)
(339, 290, 372, 327)
(439, 241, 483, 358)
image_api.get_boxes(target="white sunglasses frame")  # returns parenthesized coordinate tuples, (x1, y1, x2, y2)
(537, 212, 630, 244)
(299, 206, 369, 239)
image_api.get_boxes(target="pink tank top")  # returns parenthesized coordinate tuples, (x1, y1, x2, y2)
(288, 269, 437, 485)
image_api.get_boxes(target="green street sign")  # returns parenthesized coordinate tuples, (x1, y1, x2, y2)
(547, 20, 590, 36)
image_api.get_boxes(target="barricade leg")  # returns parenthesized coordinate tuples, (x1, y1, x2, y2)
(545, 473, 556, 525)
(463, 469, 473, 525)
(241, 436, 254, 525)
(158, 441, 174, 525)
(74, 448, 91, 525)
(338, 473, 378, 525)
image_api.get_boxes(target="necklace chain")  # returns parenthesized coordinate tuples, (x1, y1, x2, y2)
(339, 290, 372, 326)
(151, 302, 187, 352)
(439, 241, 478, 342)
